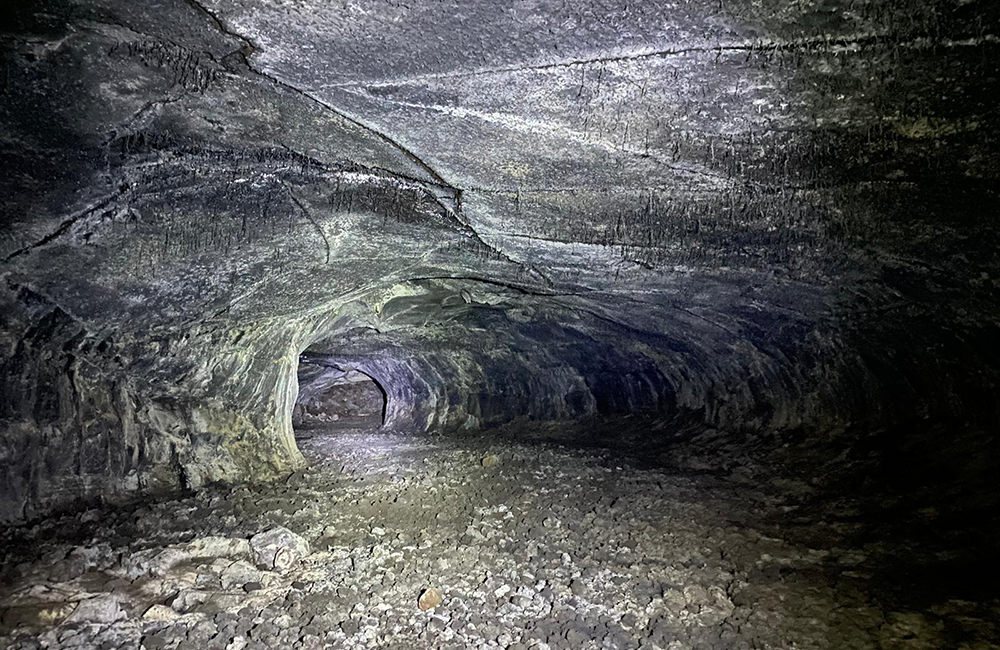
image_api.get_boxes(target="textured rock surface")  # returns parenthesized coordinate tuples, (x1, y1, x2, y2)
(293, 361, 385, 428)
(249, 526, 310, 571)
(0, 430, 997, 648)
(1, 0, 998, 597)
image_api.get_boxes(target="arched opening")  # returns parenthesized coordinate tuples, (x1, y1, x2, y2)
(292, 354, 388, 436)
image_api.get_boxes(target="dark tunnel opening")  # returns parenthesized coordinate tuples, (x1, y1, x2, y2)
(292, 356, 388, 437)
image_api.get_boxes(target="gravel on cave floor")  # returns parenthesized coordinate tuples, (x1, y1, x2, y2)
(0, 427, 997, 650)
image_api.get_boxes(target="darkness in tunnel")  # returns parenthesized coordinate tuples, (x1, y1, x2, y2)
(292, 355, 387, 435)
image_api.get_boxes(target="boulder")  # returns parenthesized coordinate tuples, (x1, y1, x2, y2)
(64, 595, 125, 624)
(250, 528, 311, 571)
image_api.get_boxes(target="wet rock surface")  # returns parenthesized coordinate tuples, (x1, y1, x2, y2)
(1, 427, 997, 649)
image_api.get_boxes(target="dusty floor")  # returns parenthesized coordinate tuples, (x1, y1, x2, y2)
(1, 424, 998, 649)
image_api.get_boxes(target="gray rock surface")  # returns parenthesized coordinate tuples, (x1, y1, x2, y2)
(63, 595, 125, 625)
(249, 527, 310, 571)
(2, 0, 998, 523)
(0, 430, 996, 648)
(0, 0, 998, 646)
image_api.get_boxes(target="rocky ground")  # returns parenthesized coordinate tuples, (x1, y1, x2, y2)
(1, 423, 997, 650)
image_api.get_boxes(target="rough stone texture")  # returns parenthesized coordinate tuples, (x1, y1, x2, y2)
(249, 527, 310, 571)
(293, 361, 385, 428)
(1, 4, 999, 639)
(0, 431, 997, 648)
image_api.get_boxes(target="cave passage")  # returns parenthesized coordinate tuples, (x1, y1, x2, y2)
(292, 357, 388, 436)
(1, 0, 999, 647)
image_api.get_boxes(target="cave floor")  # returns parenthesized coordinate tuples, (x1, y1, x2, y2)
(1, 427, 997, 650)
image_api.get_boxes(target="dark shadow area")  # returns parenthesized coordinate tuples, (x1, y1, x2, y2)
(485, 414, 1000, 614)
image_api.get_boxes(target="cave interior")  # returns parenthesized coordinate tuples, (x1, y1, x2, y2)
(1, 0, 999, 647)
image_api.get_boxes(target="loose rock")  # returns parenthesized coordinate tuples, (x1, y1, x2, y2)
(64, 596, 125, 625)
(249, 527, 310, 571)
(418, 587, 443, 611)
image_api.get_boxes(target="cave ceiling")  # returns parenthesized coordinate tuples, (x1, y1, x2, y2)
(3, 0, 995, 340)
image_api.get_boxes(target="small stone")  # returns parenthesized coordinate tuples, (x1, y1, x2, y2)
(172, 589, 210, 613)
(143, 604, 180, 622)
(564, 624, 592, 646)
(418, 587, 443, 611)
(243, 581, 263, 592)
(510, 594, 532, 608)
(226, 636, 249, 650)
(481, 454, 500, 468)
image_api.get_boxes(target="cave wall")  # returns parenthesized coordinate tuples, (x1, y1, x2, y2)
(0, 280, 307, 521)
(299, 280, 882, 437)
(0, 0, 488, 521)
(291, 364, 385, 427)
(301, 270, 1000, 441)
